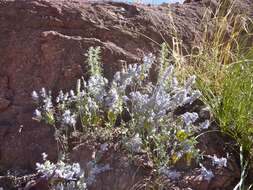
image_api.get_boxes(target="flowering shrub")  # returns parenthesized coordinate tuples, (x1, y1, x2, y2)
(33, 46, 224, 188)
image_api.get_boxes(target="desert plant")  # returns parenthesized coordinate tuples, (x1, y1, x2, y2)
(32, 46, 211, 181)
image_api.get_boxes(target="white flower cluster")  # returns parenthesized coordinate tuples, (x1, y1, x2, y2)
(208, 154, 227, 168)
(100, 143, 109, 153)
(199, 163, 214, 182)
(32, 88, 53, 122)
(128, 65, 202, 131)
(200, 120, 210, 129)
(126, 133, 143, 153)
(54, 182, 86, 190)
(62, 110, 77, 127)
(32, 53, 156, 129)
(88, 75, 108, 104)
(113, 54, 154, 90)
(36, 153, 87, 190)
(36, 153, 112, 190)
(158, 167, 181, 180)
(182, 112, 199, 127)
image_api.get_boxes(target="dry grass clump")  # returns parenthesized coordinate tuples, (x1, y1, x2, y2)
(166, 0, 253, 188)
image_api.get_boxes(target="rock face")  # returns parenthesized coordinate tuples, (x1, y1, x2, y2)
(0, 0, 252, 189)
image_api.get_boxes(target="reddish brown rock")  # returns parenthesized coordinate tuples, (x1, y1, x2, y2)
(0, 98, 10, 111)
